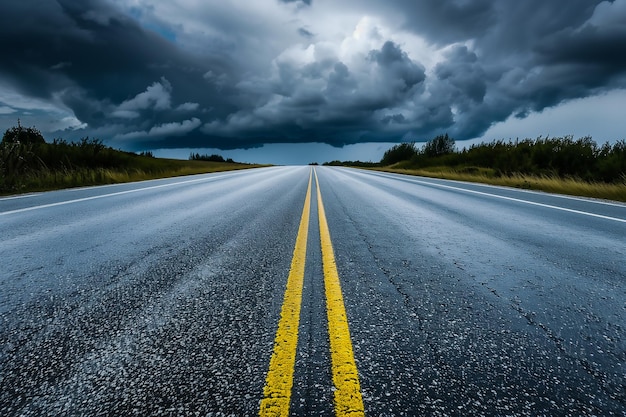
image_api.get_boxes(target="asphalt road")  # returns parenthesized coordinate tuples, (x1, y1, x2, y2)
(1, 166, 625, 416)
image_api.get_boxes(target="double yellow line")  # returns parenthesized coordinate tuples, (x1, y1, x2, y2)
(259, 169, 364, 417)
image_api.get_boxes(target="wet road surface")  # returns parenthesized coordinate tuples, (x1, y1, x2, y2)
(1, 166, 625, 416)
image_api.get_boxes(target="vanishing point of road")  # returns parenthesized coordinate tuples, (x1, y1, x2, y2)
(1, 166, 625, 416)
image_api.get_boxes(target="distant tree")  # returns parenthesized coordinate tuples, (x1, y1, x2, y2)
(423, 134, 455, 157)
(2, 120, 45, 145)
(381, 142, 418, 165)
(189, 153, 226, 162)
(323, 160, 380, 167)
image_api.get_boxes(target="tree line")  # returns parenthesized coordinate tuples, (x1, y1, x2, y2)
(328, 134, 626, 183)
(189, 153, 234, 163)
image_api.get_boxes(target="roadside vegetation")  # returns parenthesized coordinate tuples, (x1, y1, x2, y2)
(189, 152, 236, 163)
(325, 134, 626, 202)
(0, 122, 264, 195)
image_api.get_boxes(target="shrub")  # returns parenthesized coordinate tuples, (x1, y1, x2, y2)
(2, 120, 45, 145)
(422, 134, 455, 157)
(381, 142, 418, 165)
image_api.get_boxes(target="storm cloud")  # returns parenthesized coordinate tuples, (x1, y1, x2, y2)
(1, 0, 625, 151)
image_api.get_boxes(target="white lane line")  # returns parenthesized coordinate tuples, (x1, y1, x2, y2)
(367, 172, 626, 224)
(0, 174, 228, 216)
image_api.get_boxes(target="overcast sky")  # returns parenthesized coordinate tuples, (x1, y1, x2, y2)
(1, 0, 625, 164)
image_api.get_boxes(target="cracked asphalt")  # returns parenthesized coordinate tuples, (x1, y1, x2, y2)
(1, 166, 625, 416)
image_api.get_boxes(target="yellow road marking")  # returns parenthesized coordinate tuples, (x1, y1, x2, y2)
(259, 169, 364, 416)
(315, 169, 365, 417)
(259, 170, 312, 417)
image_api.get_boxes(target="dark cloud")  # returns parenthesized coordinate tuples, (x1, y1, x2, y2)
(388, 0, 497, 45)
(0, 0, 242, 147)
(195, 40, 427, 148)
(368, 41, 426, 94)
(537, 25, 626, 68)
(1, 0, 626, 152)
(435, 46, 486, 104)
(383, 0, 626, 140)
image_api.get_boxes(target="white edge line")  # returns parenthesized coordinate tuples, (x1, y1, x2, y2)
(0, 174, 231, 216)
(366, 169, 626, 208)
(358, 170, 626, 224)
(0, 193, 40, 201)
(414, 178, 626, 223)
(0, 171, 238, 202)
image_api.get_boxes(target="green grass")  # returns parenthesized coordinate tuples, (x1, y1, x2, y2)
(1, 158, 268, 196)
(371, 166, 626, 203)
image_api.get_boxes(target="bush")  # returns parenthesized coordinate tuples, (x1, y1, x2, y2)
(2, 121, 45, 145)
(381, 142, 419, 165)
(423, 134, 455, 157)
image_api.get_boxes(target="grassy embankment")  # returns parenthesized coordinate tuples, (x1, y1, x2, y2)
(327, 135, 626, 202)
(0, 134, 266, 195)
(5, 158, 264, 195)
